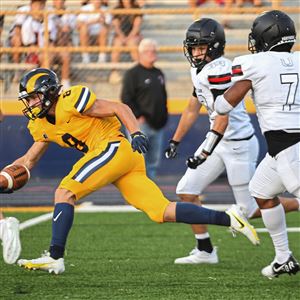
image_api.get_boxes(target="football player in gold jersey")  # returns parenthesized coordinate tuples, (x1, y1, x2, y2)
(1, 68, 259, 274)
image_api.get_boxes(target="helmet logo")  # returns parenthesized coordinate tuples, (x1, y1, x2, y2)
(282, 35, 295, 41)
(213, 42, 220, 48)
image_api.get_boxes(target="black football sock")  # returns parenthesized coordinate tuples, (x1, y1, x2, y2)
(197, 238, 213, 253)
(50, 202, 74, 259)
(176, 202, 230, 226)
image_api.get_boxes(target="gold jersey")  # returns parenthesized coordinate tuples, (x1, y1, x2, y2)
(27, 85, 169, 223)
(28, 85, 122, 153)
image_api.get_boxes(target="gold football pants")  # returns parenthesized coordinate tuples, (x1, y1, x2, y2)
(59, 137, 170, 222)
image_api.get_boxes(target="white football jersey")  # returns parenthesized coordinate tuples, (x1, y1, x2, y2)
(231, 51, 300, 133)
(191, 56, 254, 140)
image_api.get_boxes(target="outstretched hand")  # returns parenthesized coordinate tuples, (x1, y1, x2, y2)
(186, 153, 207, 169)
(130, 131, 149, 154)
(165, 140, 180, 159)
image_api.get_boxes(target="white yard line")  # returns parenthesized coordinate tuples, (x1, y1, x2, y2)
(19, 203, 300, 233)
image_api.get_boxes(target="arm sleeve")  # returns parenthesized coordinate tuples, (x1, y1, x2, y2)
(120, 70, 141, 117)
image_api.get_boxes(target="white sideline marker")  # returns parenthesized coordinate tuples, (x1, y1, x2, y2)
(20, 203, 300, 232)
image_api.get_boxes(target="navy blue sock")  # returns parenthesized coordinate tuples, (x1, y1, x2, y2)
(50, 203, 74, 259)
(176, 202, 230, 226)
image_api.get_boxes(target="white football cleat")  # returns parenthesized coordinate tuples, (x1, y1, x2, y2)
(174, 247, 219, 264)
(262, 255, 300, 279)
(18, 251, 65, 274)
(0, 217, 21, 264)
(226, 204, 260, 245)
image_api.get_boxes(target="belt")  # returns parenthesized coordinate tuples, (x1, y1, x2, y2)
(226, 133, 254, 142)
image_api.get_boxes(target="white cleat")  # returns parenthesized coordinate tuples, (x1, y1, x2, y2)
(18, 251, 65, 274)
(0, 217, 21, 264)
(174, 247, 219, 264)
(226, 204, 260, 245)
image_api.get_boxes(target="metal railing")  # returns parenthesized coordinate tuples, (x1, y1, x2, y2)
(1, 4, 299, 68)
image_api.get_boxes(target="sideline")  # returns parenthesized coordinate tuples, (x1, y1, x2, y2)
(19, 203, 300, 233)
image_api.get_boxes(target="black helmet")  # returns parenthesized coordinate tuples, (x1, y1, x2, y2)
(19, 68, 62, 120)
(248, 10, 296, 53)
(183, 18, 225, 70)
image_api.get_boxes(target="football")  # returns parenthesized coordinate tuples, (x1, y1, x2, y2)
(0, 164, 30, 191)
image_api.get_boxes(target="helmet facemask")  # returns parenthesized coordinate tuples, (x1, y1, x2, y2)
(18, 68, 62, 120)
(183, 19, 225, 71)
(19, 92, 45, 120)
(183, 39, 210, 70)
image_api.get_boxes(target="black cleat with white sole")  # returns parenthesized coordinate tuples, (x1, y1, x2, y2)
(262, 254, 300, 279)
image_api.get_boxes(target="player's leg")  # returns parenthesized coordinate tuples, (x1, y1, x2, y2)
(115, 160, 259, 245)
(0, 211, 21, 264)
(18, 138, 135, 273)
(17, 188, 74, 274)
(127, 35, 141, 62)
(140, 123, 164, 180)
(225, 136, 259, 218)
(174, 151, 225, 264)
(249, 152, 299, 278)
(60, 51, 71, 88)
(98, 25, 109, 62)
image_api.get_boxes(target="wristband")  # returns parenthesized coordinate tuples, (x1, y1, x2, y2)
(201, 130, 223, 155)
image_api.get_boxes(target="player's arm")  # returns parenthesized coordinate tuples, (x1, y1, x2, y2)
(84, 99, 141, 133)
(12, 141, 49, 170)
(215, 80, 252, 114)
(186, 114, 228, 169)
(83, 99, 149, 153)
(165, 96, 201, 158)
(173, 96, 202, 142)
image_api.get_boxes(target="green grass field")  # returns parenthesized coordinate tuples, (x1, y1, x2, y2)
(1, 212, 300, 300)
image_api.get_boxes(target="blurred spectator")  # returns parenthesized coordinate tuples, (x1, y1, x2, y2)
(109, 0, 143, 84)
(188, 0, 225, 7)
(77, 0, 112, 63)
(121, 39, 168, 180)
(0, 15, 4, 60)
(9, 0, 47, 80)
(137, 0, 146, 7)
(0, 15, 4, 43)
(189, 0, 262, 7)
(226, 0, 262, 6)
(50, 0, 77, 88)
(8, 0, 72, 86)
(188, 1, 232, 27)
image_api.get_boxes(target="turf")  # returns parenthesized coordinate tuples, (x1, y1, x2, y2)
(1, 212, 300, 300)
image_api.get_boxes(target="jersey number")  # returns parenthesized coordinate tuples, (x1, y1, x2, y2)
(63, 90, 72, 98)
(62, 133, 89, 153)
(280, 73, 299, 111)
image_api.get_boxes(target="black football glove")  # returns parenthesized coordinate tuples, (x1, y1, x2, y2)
(186, 153, 207, 169)
(165, 140, 180, 159)
(0, 187, 13, 194)
(131, 131, 149, 154)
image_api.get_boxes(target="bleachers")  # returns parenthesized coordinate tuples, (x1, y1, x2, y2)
(1, 0, 299, 101)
